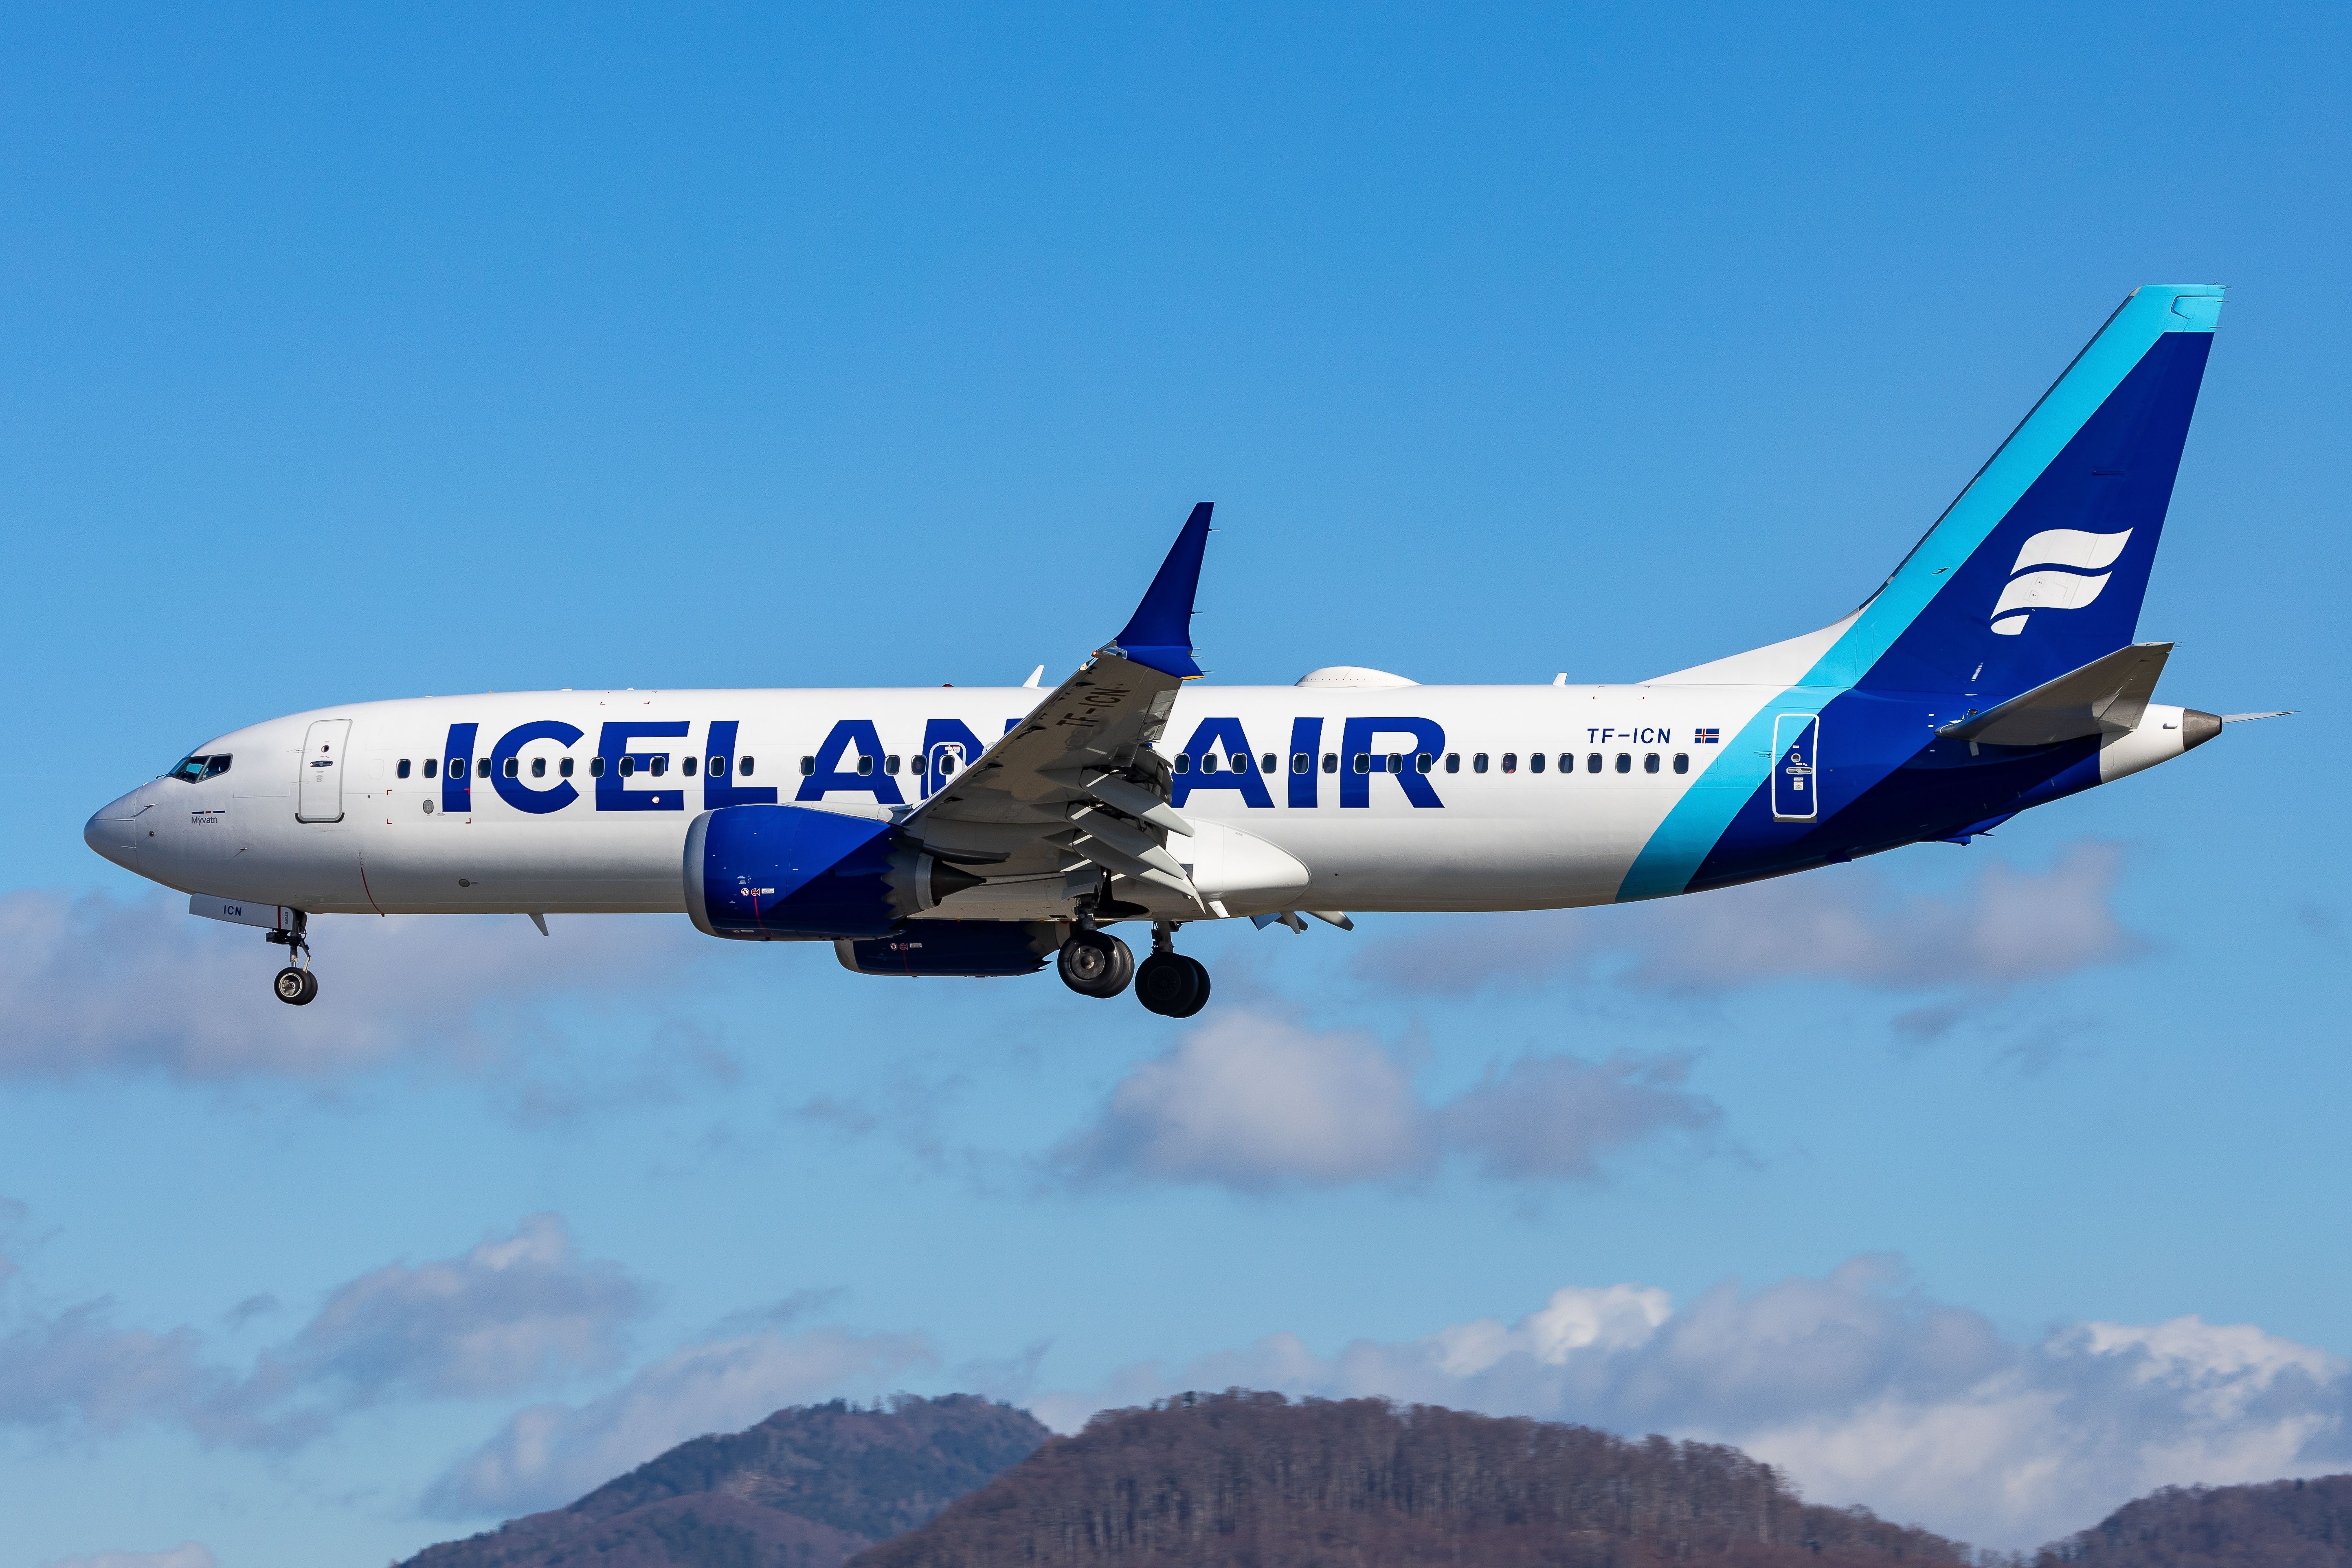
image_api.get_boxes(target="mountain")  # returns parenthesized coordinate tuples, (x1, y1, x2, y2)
(404, 1395, 1051, 1568)
(2036, 1476, 2352, 1567)
(850, 1390, 1971, 1568)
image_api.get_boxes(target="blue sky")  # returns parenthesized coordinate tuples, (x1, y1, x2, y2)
(4, 5, 2349, 1565)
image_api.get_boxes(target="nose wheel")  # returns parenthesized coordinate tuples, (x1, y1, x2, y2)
(266, 918, 317, 1005)
(1134, 923, 1209, 1017)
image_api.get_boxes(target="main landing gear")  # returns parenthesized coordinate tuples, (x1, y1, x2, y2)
(1056, 919, 1209, 1017)
(266, 916, 317, 1006)
(1057, 925, 1135, 999)
(1134, 922, 1209, 1018)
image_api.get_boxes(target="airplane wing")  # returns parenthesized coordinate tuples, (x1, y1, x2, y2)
(897, 503, 1214, 910)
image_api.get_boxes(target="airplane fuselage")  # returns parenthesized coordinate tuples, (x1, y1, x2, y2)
(87, 674, 2196, 922)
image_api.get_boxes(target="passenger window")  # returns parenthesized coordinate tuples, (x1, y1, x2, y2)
(1645, 753, 1660, 773)
(1292, 752, 1309, 774)
(1174, 754, 1191, 774)
(424, 758, 437, 780)
(531, 757, 547, 779)
(1382, 753, 1398, 774)
(1415, 752, 1433, 773)
(1352, 753, 1370, 774)
(1586, 753, 1601, 773)
(561, 758, 575, 777)
(1530, 753, 1546, 773)
(619, 756, 635, 777)
(1323, 753, 1337, 773)
(451, 755, 468, 778)
(589, 756, 604, 777)
(1559, 754, 1572, 773)
(1445, 752, 1460, 773)
(1231, 753, 1249, 773)
(477, 758, 491, 779)
(1615, 753, 1631, 773)
(740, 757, 755, 776)
(397, 759, 412, 779)
(1502, 753, 1518, 773)
(1261, 753, 1276, 774)
(682, 756, 697, 777)
(885, 755, 899, 775)
(1674, 753, 1689, 774)
(505, 757, 520, 778)
(799, 756, 816, 775)
(1200, 753, 1219, 773)
(1474, 753, 1489, 773)
(856, 755, 873, 777)
(650, 756, 668, 777)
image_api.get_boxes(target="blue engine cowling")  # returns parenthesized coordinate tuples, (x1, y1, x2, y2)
(684, 804, 984, 940)
(836, 923, 1061, 977)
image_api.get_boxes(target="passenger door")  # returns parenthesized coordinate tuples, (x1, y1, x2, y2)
(297, 719, 352, 823)
(1771, 713, 1819, 822)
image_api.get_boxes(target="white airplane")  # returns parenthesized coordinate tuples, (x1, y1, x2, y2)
(86, 284, 2280, 1017)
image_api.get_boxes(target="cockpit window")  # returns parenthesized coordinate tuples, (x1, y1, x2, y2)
(167, 753, 232, 783)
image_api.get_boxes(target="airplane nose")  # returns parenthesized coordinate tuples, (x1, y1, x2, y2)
(83, 791, 147, 872)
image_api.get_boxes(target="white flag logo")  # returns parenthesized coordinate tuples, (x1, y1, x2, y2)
(1989, 528, 2132, 635)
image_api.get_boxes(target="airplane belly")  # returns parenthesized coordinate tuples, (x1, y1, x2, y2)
(361, 812, 687, 914)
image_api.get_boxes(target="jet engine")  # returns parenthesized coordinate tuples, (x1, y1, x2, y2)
(684, 804, 985, 941)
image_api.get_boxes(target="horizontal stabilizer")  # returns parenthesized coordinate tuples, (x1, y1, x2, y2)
(1936, 641, 2172, 746)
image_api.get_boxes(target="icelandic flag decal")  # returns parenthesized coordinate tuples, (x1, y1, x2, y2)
(1694, 727, 1721, 744)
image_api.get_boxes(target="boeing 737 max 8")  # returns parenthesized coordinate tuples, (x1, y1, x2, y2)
(84, 284, 2279, 1017)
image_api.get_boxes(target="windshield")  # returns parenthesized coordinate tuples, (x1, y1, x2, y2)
(166, 753, 232, 783)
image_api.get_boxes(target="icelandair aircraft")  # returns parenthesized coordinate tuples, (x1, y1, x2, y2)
(86, 284, 2280, 1017)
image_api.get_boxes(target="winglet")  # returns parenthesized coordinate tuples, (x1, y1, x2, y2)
(1109, 503, 1212, 677)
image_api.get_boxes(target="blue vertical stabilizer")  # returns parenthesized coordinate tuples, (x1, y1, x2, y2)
(1818, 284, 2222, 702)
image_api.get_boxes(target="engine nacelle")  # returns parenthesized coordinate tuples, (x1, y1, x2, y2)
(835, 922, 1062, 977)
(684, 805, 983, 941)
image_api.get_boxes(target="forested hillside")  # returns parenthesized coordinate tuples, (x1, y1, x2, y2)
(2036, 1476, 2352, 1567)
(852, 1390, 1970, 1568)
(404, 1394, 1050, 1568)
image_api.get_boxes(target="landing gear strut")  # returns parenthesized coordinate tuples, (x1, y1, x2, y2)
(266, 916, 317, 1006)
(1134, 922, 1209, 1018)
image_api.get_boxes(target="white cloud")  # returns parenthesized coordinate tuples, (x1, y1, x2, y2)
(1357, 840, 2137, 998)
(40, 1545, 216, 1568)
(1435, 1053, 1717, 1181)
(0, 890, 702, 1078)
(252, 1213, 648, 1405)
(424, 1324, 938, 1518)
(1032, 1258, 2352, 1550)
(1056, 1013, 1432, 1190)
(0, 1215, 648, 1449)
(1052, 1011, 1715, 1192)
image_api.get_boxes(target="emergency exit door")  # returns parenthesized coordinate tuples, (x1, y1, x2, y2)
(1770, 712, 1819, 822)
(297, 719, 351, 823)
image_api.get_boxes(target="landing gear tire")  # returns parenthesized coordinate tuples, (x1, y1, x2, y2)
(1135, 952, 1210, 1018)
(1058, 930, 1134, 999)
(273, 966, 318, 1006)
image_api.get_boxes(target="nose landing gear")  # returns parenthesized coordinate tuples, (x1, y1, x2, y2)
(1134, 922, 1209, 1018)
(266, 916, 317, 1006)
